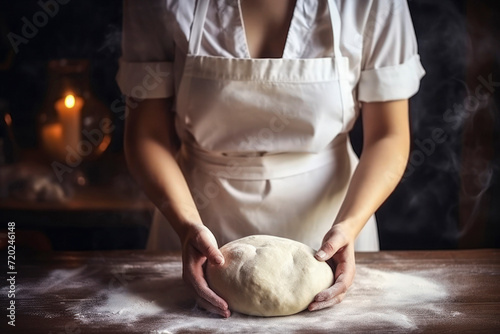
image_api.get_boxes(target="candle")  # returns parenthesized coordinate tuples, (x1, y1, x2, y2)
(55, 94, 83, 152)
(41, 123, 64, 160)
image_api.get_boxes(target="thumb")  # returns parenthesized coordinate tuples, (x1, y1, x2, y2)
(315, 231, 347, 262)
(195, 228, 225, 266)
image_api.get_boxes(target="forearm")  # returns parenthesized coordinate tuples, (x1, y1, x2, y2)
(335, 135, 409, 238)
(334, 100, 410, 240)
(124, 98, 202, 241)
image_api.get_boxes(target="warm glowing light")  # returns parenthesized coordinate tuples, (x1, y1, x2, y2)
(55, 94, 83, 152)
(64, 94, 76, 108)
(4, 113, 12, 126)
(95, 135, 112, 155)
(77, 176, 87, 186)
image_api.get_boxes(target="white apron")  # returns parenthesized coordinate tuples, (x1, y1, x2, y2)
(147, 0, 379, 252)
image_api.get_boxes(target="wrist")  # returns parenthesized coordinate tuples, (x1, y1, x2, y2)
(156, 201, 203, 242)
(175, 220, 204, 245)
(332, 218, 362, 242)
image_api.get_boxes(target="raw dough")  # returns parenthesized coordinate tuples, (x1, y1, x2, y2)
(205, 235, 334, 317)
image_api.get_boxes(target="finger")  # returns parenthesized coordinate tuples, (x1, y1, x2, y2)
(308, 293, 346, 311)
(313, 258, 355, 302)
(333, 257, 356, 281)
(314, 253, 356, 302)
(314, 276, 349, 302)
(195, 229, 225, 265)
(315, 232, 348, 261)
(186, 260, 229, 311)
(189, 275, 229, 311)
(196, 297, 231, 318)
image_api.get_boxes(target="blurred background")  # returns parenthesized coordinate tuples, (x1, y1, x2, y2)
(0, 0, 498, 252)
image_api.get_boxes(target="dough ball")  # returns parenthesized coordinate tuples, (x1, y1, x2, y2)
(205, 235, 333, 317)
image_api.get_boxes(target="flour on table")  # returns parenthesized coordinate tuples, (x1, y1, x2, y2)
(15, 257, 456, 333)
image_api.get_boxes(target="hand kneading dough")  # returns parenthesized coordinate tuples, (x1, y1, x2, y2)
(205, 235, 334, 317)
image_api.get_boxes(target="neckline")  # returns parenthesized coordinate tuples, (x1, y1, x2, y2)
(237, 0, 299, 59)
(189, 0, 342, 60)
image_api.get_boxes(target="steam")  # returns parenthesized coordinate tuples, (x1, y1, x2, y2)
(381, 0, 498, 248)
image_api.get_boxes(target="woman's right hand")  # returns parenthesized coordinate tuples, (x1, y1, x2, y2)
(181, 224, 231, 318)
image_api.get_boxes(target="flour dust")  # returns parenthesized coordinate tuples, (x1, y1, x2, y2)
(12, 259, 458, 333)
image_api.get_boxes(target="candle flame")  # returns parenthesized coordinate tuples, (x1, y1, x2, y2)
(64, 94, 76, 108)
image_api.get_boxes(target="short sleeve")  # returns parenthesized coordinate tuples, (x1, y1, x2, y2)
(116, 0, 176, 99)
(358, 0, 425, 102)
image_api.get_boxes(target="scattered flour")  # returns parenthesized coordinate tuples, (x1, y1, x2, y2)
(93, 290, 164, 320)
(17, 259, 455, 333)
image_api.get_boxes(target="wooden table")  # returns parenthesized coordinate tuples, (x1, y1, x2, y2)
(2, 249, 499, 333)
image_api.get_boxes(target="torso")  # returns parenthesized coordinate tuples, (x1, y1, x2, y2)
(147, 0, 381, 252)
(240, 0, 297, 58)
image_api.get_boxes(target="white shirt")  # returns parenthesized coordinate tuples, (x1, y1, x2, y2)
(117, 0, 425, 103)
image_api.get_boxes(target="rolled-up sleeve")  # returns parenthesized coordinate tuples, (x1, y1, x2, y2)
(358, 0, 425, 102)
(117, 0, 175, 99)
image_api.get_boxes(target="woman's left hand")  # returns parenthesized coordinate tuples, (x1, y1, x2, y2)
(308, 224, 356, 311)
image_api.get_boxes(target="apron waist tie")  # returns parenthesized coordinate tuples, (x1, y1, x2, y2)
(180, 135, 349, 181)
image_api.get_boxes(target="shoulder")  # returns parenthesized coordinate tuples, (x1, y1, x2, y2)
(336, 0, 410, 28)
(166, 0, 197, 25)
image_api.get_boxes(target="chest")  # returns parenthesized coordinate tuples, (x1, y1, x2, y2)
(239, 0, 297, 58)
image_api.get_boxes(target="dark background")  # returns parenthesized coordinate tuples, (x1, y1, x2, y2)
(0, 0, 499, 251)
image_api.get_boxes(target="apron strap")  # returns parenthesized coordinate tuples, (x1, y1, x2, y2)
(327, 0, 342, 59)
(188, 0, 210, 55)
(326, 0, 348, 130)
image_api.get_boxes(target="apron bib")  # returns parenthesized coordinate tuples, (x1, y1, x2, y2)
(147, 0, 379, 251)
